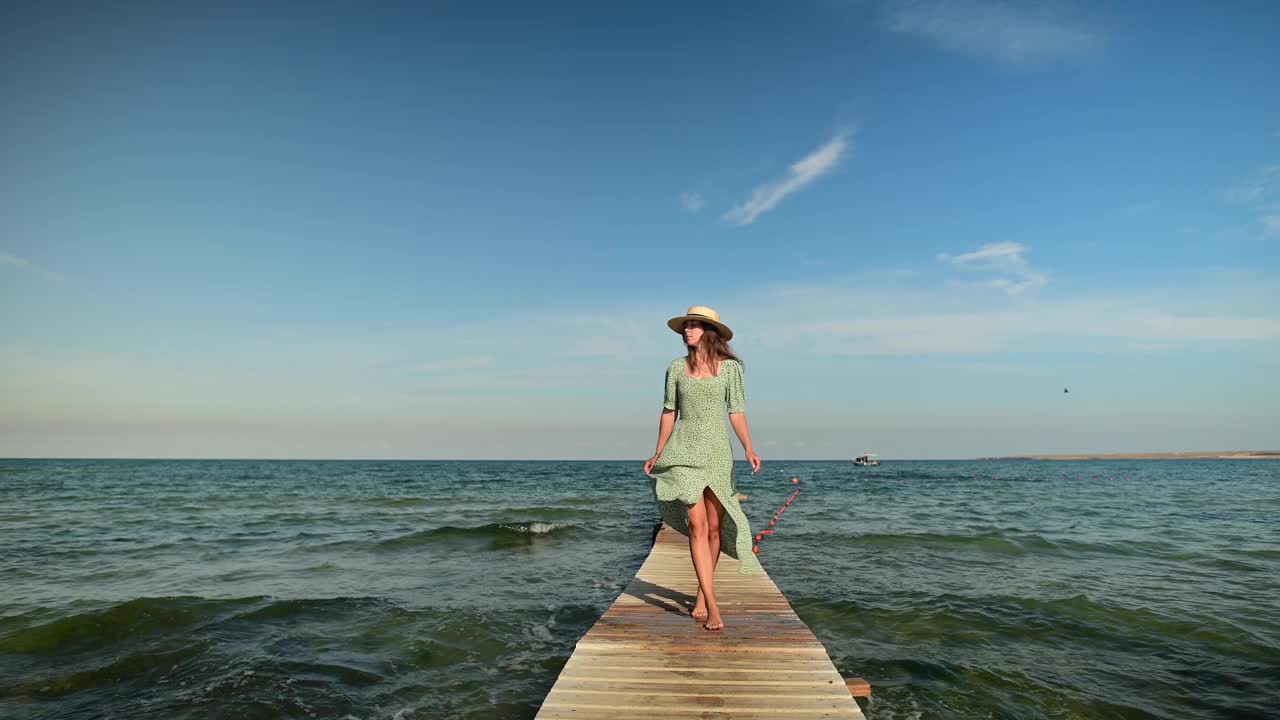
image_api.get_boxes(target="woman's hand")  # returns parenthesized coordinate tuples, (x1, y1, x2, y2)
(644, 453, 661, 474)
(746, 449, 762, 474)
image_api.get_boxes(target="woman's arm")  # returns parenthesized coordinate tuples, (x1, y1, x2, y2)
(729, 413, 761, 473)
(725, 360, 760, 473)
(654, 409, 677, 455)
(644, 409, 677, 474)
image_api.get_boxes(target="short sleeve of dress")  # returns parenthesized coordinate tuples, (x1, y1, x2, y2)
(726, 360, 745, 414)
(662, 360, 679, 410)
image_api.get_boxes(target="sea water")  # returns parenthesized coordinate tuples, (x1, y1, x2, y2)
(1, 459, 1276, 719)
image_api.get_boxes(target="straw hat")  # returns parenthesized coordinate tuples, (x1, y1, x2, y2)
(667, 306, 733, 340)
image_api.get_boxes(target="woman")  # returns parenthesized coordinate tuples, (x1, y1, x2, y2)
(644, 305, 762, 631)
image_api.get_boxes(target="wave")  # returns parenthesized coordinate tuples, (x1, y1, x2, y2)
(375, 521, 579, 551)
(798, 529, 1168, 557)
(0, 595, 408, 657)
(1, 589, 599, 712)
(0, 595, 405, 708)
(3, 642, 209, 698)
(231, 596, 395, 622)
(498, 506, 600, 520)
(794, 592, 1276, 660)
(365, 497, 434, 508)
(1230, 548, 1280, 561)
(0, 596, 259, 655)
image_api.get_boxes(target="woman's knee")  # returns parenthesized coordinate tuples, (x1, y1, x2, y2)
(687, 505, 709, 535)
(705, 511, 721, 538)
(701, 491, 722, 537)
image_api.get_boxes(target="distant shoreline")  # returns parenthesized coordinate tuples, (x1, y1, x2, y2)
(978, 451, 1280, 461)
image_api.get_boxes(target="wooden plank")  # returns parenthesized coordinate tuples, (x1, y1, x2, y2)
(558, 669, 854, 684)
(534, 523, 866, 719)
(539, 692, 858, 708)
(563, 654, 839, 670)
(845, 677, 872, 697)
(547, 678, 854, 698)
(564, 657, 839, 670)
(537, 710, 854, 720)
(575, 641, 834, 654)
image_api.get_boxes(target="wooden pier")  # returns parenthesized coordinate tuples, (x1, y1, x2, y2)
(535, 523, 868, 719)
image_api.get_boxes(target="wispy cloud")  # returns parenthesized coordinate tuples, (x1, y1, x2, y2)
(1225, 164, 1280, 204)
(1226, 165, 1280, 236)
(1, 252, 32, 268)
(937, 241, 1047, 295)
(0, 251, 63, 281)
(1124, 200, 1160, 216)
(562, 315, 650, 359)
(750, 276, 1280, 356)
(417, 355, 494, 372)
(885, 0, 1103, 65)
(679, 192, 705, 214)
(5, 254, 1277, 461)
(723, 130, 851, 226)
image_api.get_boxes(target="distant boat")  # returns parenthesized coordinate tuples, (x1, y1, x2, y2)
(853, 453, 880, 466)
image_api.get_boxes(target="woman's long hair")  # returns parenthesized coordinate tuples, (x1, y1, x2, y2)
(685, 321, 740, 375)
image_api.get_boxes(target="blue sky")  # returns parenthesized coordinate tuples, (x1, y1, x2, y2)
(3, 0, 1278, 459)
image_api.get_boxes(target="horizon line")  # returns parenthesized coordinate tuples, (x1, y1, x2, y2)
(3, 452, 1277, 462)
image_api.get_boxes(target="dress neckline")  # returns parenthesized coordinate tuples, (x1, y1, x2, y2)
(682, 358, 724, 380)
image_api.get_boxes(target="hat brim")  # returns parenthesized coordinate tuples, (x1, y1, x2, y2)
(668, 315, 733, 341)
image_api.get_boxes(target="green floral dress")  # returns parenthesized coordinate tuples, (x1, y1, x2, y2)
(647, 357, 761, 574)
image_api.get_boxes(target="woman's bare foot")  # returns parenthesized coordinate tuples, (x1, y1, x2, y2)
(704, 609, 724, 631)
(691, 588, 708, 620)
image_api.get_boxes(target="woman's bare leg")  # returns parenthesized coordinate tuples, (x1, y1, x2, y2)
(692, 487, 724, 621)
(700, 488, 727, 630)
(685, 499, 721, 631)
